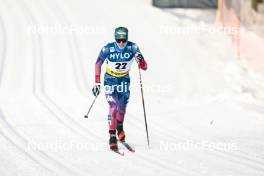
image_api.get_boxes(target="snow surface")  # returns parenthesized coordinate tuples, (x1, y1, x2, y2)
(0, 0, 264, 176)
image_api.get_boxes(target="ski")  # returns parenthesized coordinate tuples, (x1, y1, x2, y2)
(120, 142, 135, 152)
(111, 149, 125, 156)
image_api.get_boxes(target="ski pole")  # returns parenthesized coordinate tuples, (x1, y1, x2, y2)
(84, 95, 98, 118)
(138, 66, 150, 148)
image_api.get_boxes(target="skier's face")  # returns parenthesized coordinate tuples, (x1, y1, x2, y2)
(116, 39, 127, 48)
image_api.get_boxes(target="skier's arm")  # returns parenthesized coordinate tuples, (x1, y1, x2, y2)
(95, 46, 108, 83)
(92, 46, 108, 97)
(132, 44, 147, 71)
(95, 59, 104, 83)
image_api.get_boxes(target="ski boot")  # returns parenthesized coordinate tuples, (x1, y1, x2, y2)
(109, 130, 118, 151)
(117, 120, 125, 142)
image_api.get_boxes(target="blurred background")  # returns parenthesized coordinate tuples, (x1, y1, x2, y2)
(153, 0, 264, 73)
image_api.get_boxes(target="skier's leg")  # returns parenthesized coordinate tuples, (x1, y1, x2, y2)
(108, 102, 117, 130)
(104, 77, 120, 150)
(116, 77, 130, 121)
(116, 80, 130, 142)
(107, 102, 119, 150)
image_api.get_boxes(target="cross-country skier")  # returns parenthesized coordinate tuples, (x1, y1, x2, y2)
(92, 27, 147, 151)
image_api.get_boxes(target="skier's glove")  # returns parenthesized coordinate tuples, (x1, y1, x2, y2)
(135, 53, 147, 70)
(138, 60, 147, 70)
(92, 84, 101, 97)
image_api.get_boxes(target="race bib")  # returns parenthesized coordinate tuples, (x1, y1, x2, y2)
(106, 59, 134, 77)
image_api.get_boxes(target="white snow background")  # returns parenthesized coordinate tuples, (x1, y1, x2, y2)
(0, 0, 264, 175)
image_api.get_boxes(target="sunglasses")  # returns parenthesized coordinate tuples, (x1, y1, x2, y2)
(116, 39, 127, 43)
